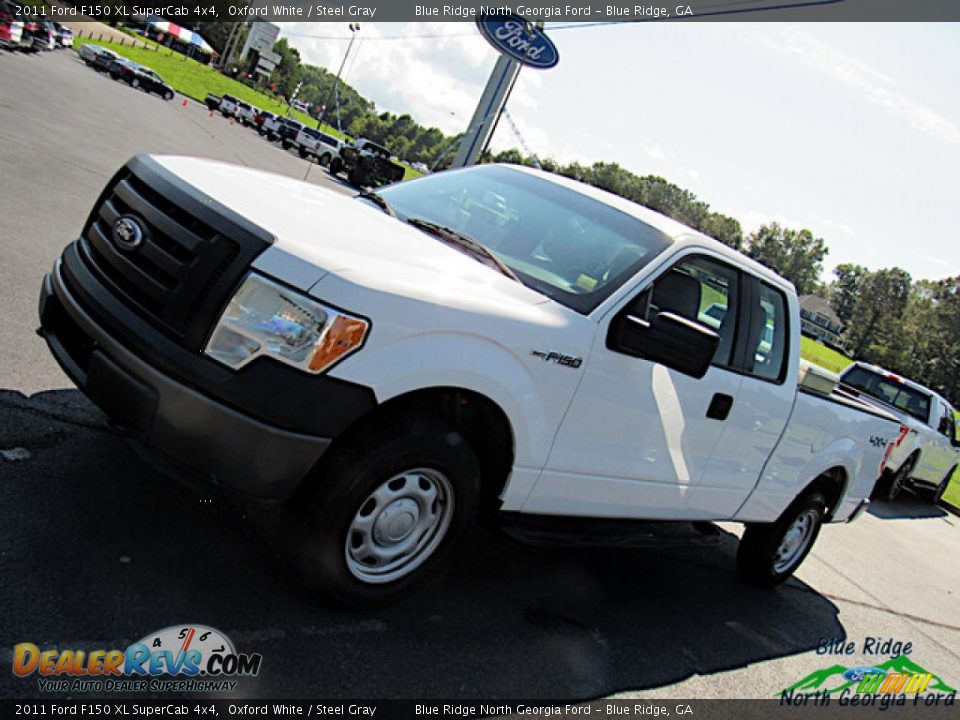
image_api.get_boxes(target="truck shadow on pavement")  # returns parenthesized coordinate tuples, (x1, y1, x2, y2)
(867, 495, 949, 521)
(0, 389, 846, 699)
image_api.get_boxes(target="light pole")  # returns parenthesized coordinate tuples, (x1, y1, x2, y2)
(316, 23, 360, 131)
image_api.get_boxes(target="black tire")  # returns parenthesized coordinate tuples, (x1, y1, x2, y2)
(288, 418, 481, 608)
(164, 91, 173, 101)
(298, 147, 307, 158)
(737, 492, 826, 588)
(348, 164, 363, 186)
(873, 455, 916, 502)
(329, 157, 343, 175)
(281, 140, 291, 150)
(933, 466, 956, 505)
(131, 78, 140, 89)
(319, 153, 331, 167)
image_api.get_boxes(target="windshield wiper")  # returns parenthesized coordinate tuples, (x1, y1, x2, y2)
(357, 191, 396, 218)
(406, 218, 520, 282)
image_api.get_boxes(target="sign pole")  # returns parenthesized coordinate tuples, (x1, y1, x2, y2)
(449, 18, 556, 169)
(449, 54, 520, 169)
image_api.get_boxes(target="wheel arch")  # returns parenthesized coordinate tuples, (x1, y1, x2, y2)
(296, 386, 516, 512)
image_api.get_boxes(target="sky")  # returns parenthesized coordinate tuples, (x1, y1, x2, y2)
(275, 21, 960, 283)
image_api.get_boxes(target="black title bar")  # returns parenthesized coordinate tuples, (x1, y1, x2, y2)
(18, 0, 960, 23)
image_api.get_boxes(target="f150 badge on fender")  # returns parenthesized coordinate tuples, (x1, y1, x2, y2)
(531, 350, 583, 369)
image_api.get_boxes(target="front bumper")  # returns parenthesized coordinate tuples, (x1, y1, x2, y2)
(40, 260, 354, 502)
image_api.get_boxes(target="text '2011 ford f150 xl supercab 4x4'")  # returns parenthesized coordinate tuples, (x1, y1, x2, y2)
(38, 156, 902, 606)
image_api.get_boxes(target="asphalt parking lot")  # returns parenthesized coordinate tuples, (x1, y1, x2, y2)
(1, 49, 959, 701)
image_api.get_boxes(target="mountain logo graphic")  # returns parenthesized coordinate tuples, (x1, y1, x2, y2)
(780, 656, 956, 696)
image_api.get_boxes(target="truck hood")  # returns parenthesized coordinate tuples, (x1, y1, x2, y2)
(152, 156, 553, 313)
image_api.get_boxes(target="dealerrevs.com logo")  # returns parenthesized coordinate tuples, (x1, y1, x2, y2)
(12, 625, 262, 693)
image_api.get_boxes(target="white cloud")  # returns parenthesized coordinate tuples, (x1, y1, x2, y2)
(773, 29, 960, 145)
(278, 22, 499, 134)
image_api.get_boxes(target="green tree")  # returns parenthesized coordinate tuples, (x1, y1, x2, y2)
(842, 267, 913, 359)
(828, 263, 869, 326)
(745, 223, 828, 295)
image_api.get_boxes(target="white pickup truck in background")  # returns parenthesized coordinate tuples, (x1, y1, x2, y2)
(39, 158, 902, 606)
(840, 362, 959, 502)
(293, 127, 342, 166)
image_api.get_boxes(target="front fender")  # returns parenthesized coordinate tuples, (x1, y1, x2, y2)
(330, 331, 578, 469)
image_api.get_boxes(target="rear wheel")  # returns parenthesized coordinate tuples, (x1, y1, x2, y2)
(281, 140, 291, 150)
(298, 147, 307, 158)
(737, 492, 826, 588)
(319, 153, 331, 167)
(131, 78, 140, 89)
(874, 455, 916, 502)
(163, 90, 173, 101)
(329, 157, 343, 175)
(288, 419, 481, 608)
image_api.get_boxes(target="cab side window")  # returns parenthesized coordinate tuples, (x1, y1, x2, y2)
(641, 256, 740, 368)
(750, 284, 788, 382)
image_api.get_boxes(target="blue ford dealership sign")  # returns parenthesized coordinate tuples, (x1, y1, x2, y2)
(476, 16, 559, 69)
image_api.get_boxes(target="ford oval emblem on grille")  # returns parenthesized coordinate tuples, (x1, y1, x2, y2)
(112, 216, 144, 250)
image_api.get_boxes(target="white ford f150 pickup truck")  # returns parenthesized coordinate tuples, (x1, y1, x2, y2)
(839, 362, 959, 503)
(39, 157, 901, 606)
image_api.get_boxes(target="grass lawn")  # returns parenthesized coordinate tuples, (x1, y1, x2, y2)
(943, 477, 960, 508)
(800, 336, 851, 374)
(73, 37, 422, 180)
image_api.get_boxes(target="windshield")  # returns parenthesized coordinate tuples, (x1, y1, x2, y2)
(376, 165, 672, 313)
(842, 366, 932, 422)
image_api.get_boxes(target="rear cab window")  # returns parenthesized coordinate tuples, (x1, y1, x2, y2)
(842, 366, 932, 423)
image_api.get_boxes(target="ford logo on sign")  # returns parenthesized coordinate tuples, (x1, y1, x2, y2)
(112, 216, 144, 251)
(476, 15, 559, 69)
(843, 666, 885, 682)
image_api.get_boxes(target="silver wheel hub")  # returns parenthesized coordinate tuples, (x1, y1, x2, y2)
(774, 509, 817, 573)
(345, 468, 454, 584)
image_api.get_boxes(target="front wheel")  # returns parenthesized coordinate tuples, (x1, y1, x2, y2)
(319, 153, 331, 167)
(164, 91, 173, 101)
(131, 78, 140, 89)
(329, 157, 343, 175)
(289, 419, 481, 607)
(737, 492, 826, 588)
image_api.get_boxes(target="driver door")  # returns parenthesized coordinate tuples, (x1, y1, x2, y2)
(522, 253, 750, 520)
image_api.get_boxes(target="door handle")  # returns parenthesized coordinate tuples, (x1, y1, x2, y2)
(707, 393, 734, 421)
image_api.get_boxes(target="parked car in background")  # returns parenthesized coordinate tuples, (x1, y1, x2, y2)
(53, 22, 72, 48)
(278, 118, 304, 149)
(84, 44, 119, 71)
(204, 94, 221, 111)
(0, 0, 23, 50)
(255, 110, 275, 131)
(108, 58, 175, 100)
(840, 362, 960, 503)
(237, 102, 258, 126)
(219, 94, 239, 118)
(31, 21, 56, 51)
(294, 127, 342, 166)
(262, 115, 296, 142)
(330, 138, 406, 188)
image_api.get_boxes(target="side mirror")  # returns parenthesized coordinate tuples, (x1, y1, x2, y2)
(609, 311, 719, 379)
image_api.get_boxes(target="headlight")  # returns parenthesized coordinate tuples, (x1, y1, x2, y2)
(204, 273, 369, 374)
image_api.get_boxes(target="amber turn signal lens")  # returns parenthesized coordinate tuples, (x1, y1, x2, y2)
(308, 315, 369, 372)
